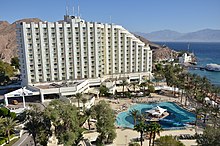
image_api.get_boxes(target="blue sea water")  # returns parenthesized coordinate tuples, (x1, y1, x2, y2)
(155, 42, 220, 86)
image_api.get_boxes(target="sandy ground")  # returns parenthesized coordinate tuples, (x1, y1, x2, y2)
(114, 128, 197, 146)
(83, 128, 198, 146)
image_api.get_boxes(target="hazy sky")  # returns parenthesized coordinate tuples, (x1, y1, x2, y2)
(0, 0, 220, 33)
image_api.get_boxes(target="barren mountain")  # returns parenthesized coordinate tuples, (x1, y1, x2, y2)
(135, 34, 178, 62)
(0, 18, 42, 63)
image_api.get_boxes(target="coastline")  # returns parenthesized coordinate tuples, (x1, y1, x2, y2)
(156, 42, 220, 86)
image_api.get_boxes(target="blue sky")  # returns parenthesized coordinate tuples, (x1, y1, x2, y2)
(0, 0, 220, 33)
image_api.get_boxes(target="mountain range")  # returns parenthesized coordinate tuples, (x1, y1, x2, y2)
(0, 18, 42, 63)
(135, 29, 220, 42)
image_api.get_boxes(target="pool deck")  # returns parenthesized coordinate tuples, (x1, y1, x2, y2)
(114, 127, 201, 146)
(96, 92, 188, 114)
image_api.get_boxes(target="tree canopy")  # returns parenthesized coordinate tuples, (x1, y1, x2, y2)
(24, 105, 51, 146)
(99, 85, 110, 96)
(45, 100, 84, 145)
(0, 60, 14, 85)
(10, 57, 20, 69)
(155, 135, 185, 146)
(0, 107, 16, 119)
(92, 100, 116, 144)
(196, 126, 220, 146)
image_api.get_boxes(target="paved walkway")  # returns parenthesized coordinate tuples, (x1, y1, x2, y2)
(12, 132, 33, 146)
(114, 128, 198, 146)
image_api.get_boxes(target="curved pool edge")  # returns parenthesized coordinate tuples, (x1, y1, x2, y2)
(115, 102, 196, 130)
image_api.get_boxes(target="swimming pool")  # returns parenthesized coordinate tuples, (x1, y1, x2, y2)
(115, 102, 196, 129)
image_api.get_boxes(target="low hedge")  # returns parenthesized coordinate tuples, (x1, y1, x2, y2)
(0, 138, 6, 145)
(0, 134, 16, 145)
(4, 138, 19, 146)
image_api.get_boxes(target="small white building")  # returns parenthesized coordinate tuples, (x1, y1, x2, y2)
(179, 53, 192, 64)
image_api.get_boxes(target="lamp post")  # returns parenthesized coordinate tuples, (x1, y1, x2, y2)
(125, 135, 127, 146)
(21, 87, 26, 108)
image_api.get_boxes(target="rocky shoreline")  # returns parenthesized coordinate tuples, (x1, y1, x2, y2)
(135, 34, 179, 62)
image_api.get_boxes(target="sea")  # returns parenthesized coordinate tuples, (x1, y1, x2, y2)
(155, 42, 220, 86)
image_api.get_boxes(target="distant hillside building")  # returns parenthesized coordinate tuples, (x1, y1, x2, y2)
(179, 53, 192, 64)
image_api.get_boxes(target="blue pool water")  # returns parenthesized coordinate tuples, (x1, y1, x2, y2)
(115, 102, 196, 130)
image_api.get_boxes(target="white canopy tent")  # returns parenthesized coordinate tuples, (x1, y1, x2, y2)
(204, 97, 210, 101)
(145, 106, 167, 117)
(4, 87, 34, 107)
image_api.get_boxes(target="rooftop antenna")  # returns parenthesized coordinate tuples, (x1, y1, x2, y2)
(72, 6, 75, 16)
(187, 43, 190, 52)
(66, 0, 69, 16)
(66, 6, 69, 16)
(110, 16, 112, 24)
(77, 5, 80, 18)
(72, 0, 75, 16)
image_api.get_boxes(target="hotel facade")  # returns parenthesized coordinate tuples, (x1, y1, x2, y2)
(16, 15, 152, 86)
(3, 15, 153, 106)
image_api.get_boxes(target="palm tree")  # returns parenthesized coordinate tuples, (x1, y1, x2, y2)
(139, 83, 144, 91)
(212, 85, 220, 102)
(137, 113, 146, 123)
(195, 107, 202, 134)
(75, 93, 82, 108)
(134, 122, 146, 146)
(131, 82, 138, 92)
(24, 104, 51, 146)
(24, 105, 40, 146)
(209, 106, 219, 129)
(0, 116, 4, 124)
(184, 73, 193, 106)
(177, 72, 186, 104)
(122, 79, 128, 97)
(129, 109, 139, 126)
(149, 122, 162, 146)
(0, 116, 5, 133)
(85, 109, 92, 130)
(139, 82, 148, 96)
(200, 77, 211, 101)
(2, 117, 18, 143)
(81, 97, 87, 111)
(191, 74, 200, 98)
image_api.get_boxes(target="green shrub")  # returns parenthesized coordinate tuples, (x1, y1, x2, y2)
(148, 85, 155, 93)
(0, 138, 6, 145)
(129, 142, 140, 146)
(9, 112, 16, 119)
(155, 135, 185, 146)
(0, 107, 10, 117)
(4, 138, 19, 146)
(125, 91, 131, 98)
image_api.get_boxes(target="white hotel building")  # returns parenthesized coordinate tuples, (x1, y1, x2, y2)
(4, 15, 152, 105)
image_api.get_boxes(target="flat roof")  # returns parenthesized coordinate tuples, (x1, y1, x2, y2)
(35, 80, 84, 89)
